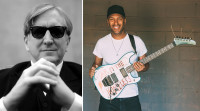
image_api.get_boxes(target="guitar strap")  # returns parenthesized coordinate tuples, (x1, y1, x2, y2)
(128, 34, 137, 54)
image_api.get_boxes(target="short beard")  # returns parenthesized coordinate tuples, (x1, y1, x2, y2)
(111, 27, 125, 36)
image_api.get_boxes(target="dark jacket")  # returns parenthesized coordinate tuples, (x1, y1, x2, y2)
(0, 61, 82, 111)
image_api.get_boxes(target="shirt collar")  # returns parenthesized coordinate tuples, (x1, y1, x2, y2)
(31, 60, 63, 74)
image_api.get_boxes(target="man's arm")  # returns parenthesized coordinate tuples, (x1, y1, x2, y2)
(89, 56, 103, 78)
(61, 93, 82, 111)
(133, 54, 149, 72)
(3, 58, 59, 110)
(1, 59, 82, 111)
(50, 76, 82, 111)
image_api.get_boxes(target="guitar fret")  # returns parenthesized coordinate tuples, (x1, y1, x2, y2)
(125, 65, 134, 73)
(140, 58, 146, 64)
(139, 43, 175, 64)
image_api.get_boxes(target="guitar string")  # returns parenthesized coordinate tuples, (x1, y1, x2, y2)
(111, 36, 125, 56)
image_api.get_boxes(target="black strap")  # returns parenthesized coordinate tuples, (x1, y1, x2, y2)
(128, 34, 137, 54)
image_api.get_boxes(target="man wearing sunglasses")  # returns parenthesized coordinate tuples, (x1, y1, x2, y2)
(0, 4, 82, 111)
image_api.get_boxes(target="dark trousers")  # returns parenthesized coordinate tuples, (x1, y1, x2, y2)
(99, 96, 142, 111)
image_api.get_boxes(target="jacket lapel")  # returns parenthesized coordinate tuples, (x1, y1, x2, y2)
(59, 62, 82, 95)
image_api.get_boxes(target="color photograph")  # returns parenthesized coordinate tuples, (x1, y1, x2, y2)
(83, 0, 200, 111)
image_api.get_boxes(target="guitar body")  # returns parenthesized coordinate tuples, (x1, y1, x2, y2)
(93, 51, 141, 100)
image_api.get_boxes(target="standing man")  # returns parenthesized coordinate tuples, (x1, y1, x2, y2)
(89, 5, 149, 111)
(0, 4, 82, 111)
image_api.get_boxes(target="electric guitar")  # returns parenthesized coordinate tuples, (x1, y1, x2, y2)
(93, 37, 196, 100)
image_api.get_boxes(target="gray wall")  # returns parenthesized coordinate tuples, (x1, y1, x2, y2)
(0, 0, 82, 68)
(83, 0, 200, 111)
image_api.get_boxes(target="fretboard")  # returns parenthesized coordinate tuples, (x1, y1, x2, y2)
(125, 42, 176, 73)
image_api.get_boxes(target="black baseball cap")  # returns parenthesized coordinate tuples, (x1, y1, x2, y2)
(107, 5, 125, 18)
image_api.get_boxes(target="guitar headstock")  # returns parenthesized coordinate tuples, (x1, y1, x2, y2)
(174, 36, 196, 46)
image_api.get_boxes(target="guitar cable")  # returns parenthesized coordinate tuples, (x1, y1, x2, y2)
(110, 86, 112, 103)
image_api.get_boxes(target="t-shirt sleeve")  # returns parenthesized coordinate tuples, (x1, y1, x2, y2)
(93, 39, 103, 58)
(135, 36, 147, 57)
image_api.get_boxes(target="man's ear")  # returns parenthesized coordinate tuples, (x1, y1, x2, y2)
(124, 18, 126, 25)
(68, 36, 71, 45)
(65, 36, 71, 52)
(24, 36, 29, 51)
(66, 36, 71, 46)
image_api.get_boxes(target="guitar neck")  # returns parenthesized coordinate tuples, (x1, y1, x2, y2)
(126, 42, 176, 73)
(139, 42, 176, 64)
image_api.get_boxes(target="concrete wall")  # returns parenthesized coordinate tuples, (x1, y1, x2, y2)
(0, 0, 82, 68)
(83, 0, 200, 111)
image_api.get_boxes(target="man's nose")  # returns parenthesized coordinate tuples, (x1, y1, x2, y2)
(43, 30, 53, 45)
(114, 19, 118, 25)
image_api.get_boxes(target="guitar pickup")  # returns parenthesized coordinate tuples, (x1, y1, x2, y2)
(102, 75, 114, 86)
(111, 73, 118, 83)
(120, 68, 128, 77)
(102, 78, 108, 86)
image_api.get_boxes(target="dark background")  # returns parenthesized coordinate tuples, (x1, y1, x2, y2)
(83, 0, 200, 111)
(0, 0, 82, 69)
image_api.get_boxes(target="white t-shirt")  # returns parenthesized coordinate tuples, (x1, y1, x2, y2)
(93, 33, 147, 98)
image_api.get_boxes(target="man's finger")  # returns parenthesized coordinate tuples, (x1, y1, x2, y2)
(91, 67, 96, 70)
(35, 70, 58, 81)
(37, 58, 57, 71)
(28, 76, 58, 85)
(25, 64, 59, 77)
(138, 62, 144, 66)
(133, 63, 140, 71)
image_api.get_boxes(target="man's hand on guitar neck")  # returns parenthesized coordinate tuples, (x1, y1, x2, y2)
(134, 54, 149, 72)
(133, 62, 146, 72)
(89, 65, 98, 78)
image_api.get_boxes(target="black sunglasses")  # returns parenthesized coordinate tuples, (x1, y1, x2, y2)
(30, 26, 67, 39)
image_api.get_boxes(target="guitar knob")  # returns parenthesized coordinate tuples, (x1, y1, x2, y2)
(113, 93, 116, 95)
(116, 84, 119, 87)
(115, 88, 118, 91)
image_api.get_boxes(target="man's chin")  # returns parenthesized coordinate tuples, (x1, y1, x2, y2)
(111, 30, 123, 35)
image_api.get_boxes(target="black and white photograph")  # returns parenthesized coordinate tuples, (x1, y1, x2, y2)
(0, 0, 82, 111)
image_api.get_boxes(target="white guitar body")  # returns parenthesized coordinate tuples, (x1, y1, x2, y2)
(93, 51, 140, 100)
